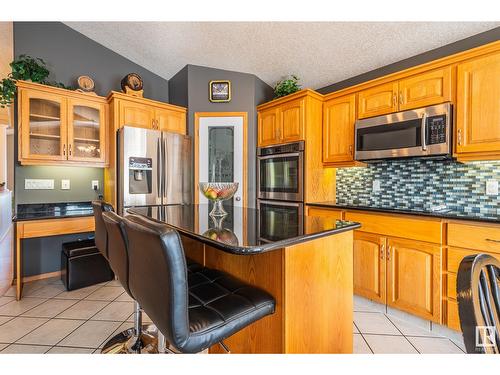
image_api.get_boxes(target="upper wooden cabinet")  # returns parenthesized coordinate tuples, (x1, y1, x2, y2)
(398, 67, 452, 111)
(17, 81, 108, 167)
(111, 92, 186, 133)
(357, 67, 452, 119)
(358, 82, 398, 119)
(257, 90, 316, 147)
(322, 94, 356, 165)
(455, 52, 500, 160)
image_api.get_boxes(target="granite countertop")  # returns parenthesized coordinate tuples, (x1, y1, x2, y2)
(127, 204, 360, 254)
(14, 202, 94, 222)
(307, 201, 500, 224)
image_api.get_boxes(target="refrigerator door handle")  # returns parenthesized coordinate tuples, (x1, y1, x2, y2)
(163, 137, 168, 201)
(157, 137, 162, 201)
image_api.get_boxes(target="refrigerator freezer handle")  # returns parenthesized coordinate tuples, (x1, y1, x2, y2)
(157, 137, 162, 201)
(163, 137, 168, 200)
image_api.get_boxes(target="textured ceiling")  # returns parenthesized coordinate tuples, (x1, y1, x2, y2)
(66, 22, 500, 89)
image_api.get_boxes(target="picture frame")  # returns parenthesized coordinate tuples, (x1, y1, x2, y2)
(209, 80, 231, 102)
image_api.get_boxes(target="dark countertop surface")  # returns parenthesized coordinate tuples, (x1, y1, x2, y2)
(127, 204, 360, 254)
(14, 202, 94, 222)
(307, 201, 500, 224)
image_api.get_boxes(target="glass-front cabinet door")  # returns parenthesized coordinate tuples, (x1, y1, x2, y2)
(67, 99, 106, 163)
(20, 90, 67, 161)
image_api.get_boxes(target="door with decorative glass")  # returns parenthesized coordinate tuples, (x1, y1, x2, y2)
(67, 99, 106, 163)
(20, 89, 67, 161)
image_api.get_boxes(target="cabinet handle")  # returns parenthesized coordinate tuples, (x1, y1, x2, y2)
(399, 92, 404, 105)
(349, 145, 353, 156)
(69, 144, 72, 156)
(63, 144, 66, 156)
(387, 246, 391, 261)
(457, 129, 462, 146)
(380, 244, 385, 260)
(393, 93, 397, 107)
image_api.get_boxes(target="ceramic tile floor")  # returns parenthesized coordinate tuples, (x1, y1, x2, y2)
(0, 278, 466, 354)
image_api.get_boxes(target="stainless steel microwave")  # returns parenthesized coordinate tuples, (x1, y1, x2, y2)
(355, 103, 452, 162)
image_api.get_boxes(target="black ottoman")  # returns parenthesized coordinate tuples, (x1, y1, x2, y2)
(61, 239, 114, 291)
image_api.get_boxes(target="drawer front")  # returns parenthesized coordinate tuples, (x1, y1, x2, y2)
(306, 207, 343, 220)
(345, 211, 442, 243)
(447, 299, 461, 331)
(448, 223, 500, 254)
(447, 247, 500, 273)
(447, 273, 457, 300)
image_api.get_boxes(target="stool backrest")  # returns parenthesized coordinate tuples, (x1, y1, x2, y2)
(457, 253, 500, 354)
(123, 214, 189, 348)
(102, 211, 132, 298)
(92, 201, 114, 259)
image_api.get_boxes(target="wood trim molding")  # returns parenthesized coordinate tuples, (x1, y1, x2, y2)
(16, 80, 107, 104)
(107, 91, 187, 113)
(256, 89, 323, 111)
(194, 112, 248, 208)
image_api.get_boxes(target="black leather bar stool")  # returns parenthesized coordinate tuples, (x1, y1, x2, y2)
(91, 200, 114, 259)
(99, 210, 159, 354)
(123, 214, 276, 354)
(457, 253, 500, 354)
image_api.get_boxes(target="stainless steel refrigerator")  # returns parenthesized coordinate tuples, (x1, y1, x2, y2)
(117, 126, 192, 214)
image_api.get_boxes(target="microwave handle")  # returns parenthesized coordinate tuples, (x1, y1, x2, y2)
(421, 113, 427, 151)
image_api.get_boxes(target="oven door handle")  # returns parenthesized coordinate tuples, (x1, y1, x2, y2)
(257, 200, 302, 208)
(257, 152, 302, 160)
(421, 113, 427, 151)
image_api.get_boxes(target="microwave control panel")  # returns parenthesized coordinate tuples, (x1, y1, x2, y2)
(426, 115, 447, 145)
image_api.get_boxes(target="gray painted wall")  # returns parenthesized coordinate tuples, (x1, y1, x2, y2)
(13, 22, 171, 205)
(317, 26, 500, 94)
(169, 64, 274, 207)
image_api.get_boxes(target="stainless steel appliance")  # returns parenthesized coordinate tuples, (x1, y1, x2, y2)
(257, 200, 303, 243)
(355, 103, 452, 162)
(257, 141, 304, 202)
(117, 126, 192, 214)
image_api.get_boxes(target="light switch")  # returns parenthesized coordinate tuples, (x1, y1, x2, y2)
(486, 180, 498, 196)
(61, 179, 70, 190)
(25, 179, 54, 190)
(372, 179, 381, 192)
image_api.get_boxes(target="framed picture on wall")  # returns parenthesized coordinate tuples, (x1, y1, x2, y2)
(209, 80, 231, 102)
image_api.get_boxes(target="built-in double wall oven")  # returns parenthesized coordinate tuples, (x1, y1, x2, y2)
(257, 141, 305, 243)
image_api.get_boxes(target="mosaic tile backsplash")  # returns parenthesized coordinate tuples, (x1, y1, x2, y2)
(336, 158, 500, 215)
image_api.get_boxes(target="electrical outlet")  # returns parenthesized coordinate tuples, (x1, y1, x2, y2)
(61, 179, 70, 190)
(92, 180, 99, 191)
(24, 179, 54, 190)
(372, 179, 381, 192)
(486, 180, 499, 196)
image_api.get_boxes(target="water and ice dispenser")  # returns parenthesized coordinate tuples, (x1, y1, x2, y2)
(128, 157, 153, 194)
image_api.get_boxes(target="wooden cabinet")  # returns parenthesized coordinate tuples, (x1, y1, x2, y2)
(257, 91, 312, 147)
(456, 52, 500, 160)
(156, 108, 186, 133)
(118, 99, 155, 129)
(258, 107, 280, 146)
(386, 237, 441, 322)
(357, 67, 451, 119)
(353, 232, 386, 304)
(322, 94, 356, 165)
(17, 81, 108, 167)
(358, 82, 398, 119)
(398, 67, 451, 111)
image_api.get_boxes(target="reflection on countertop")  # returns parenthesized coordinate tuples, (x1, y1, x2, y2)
(127, 204, 360, 254)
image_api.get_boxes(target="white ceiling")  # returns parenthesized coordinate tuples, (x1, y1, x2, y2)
(66, 22, 499, 90)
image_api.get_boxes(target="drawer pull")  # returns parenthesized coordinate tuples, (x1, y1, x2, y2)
(486, 238, 500, 244)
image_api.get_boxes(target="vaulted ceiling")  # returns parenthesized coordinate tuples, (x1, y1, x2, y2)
(66, 22, 499, 89)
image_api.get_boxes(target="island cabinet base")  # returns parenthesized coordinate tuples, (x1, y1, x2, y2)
(182, 231, 354, 354)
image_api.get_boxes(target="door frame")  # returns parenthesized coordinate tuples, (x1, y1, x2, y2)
(194, 112, 248, 207)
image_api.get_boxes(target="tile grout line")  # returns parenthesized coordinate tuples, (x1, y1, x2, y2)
(353, 321, 374, 354)
(385, 314, 421, 354)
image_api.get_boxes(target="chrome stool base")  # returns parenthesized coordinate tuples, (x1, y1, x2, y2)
(101, 324, 158, 354)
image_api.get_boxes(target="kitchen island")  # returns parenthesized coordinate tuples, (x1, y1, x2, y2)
(128, 204, 360, 354)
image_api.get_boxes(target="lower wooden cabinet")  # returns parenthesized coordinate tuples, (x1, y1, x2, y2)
(386, 237, 442, 322)
(353, 232, 386, 304)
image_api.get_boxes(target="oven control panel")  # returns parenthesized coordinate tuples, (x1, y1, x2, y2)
(426, 115, 447, 145)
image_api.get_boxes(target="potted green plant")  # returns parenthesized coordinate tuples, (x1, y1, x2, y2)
(0, 55, 70, 108)
(273, 75, 301, 98)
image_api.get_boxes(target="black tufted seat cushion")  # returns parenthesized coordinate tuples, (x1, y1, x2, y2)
(186, 263, 275, 336)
